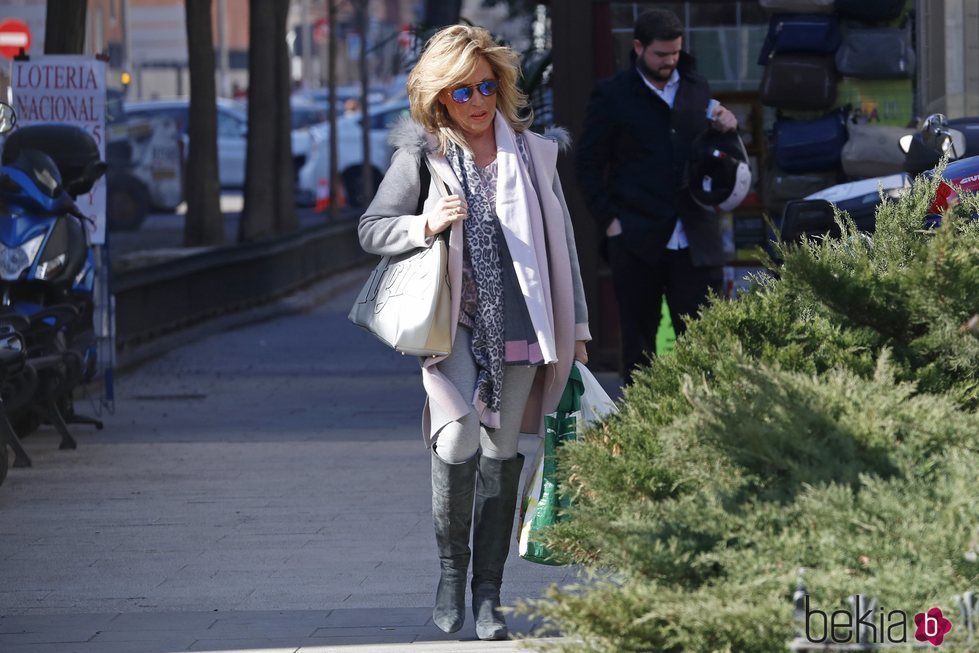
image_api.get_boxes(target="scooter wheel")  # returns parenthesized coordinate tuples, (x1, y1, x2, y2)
(0, 442, 8, 486)
(11, 412, 40, 440)
(107, 175, 150, 231)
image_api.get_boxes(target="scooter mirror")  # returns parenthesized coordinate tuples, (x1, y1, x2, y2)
(0, 103, 16, 134)
(948, 128, 967, 160)
(899, 134, 914, 154)
(921, 113, 949, 151)
(917, 112, 968, 160)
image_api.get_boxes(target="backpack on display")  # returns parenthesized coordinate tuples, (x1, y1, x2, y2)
(757, 14, 842, 64)
(763, 166, 840, 206)
(760, 54, 838, 110)
(835, 0, 907, 22)
(835, 27, 916, 78)
(772, 109, 848, 173)
(841, 123, 915, 178)
(760, 0, 835, 13)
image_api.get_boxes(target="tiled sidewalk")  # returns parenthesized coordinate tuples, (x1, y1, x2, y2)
(0, 272, 587, 653)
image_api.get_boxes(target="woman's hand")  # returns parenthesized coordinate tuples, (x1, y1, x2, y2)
(574, 340, 589, 364)
(425, 195, 468, 237)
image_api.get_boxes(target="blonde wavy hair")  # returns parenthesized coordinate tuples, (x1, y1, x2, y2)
(407, 25, 532, 154)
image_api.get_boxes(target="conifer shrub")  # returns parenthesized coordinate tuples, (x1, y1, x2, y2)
(518, 170, 979, 652)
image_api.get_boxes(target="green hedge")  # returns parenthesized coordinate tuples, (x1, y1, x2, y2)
(519, 168, 979, 652)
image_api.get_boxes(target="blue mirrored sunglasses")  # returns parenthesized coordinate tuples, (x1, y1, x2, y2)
(449, 79, 499, 104)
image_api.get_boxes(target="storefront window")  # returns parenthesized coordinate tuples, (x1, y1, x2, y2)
(610, 2, 767, 91)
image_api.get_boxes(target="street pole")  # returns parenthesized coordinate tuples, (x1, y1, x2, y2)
(301, 0, 311, 88)
(122, 0, 132, 95)
(217, 0, 229, 97)
(357, 0, 372, 206)
(328, 0, 339, 221)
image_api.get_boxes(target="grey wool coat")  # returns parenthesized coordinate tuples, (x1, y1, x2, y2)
(358, 117, 591, 446)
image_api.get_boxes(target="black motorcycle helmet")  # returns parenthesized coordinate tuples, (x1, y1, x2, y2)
(2, 124, 105, 198)
(2, 149, 64, 199)
(687, 129, 752, 211)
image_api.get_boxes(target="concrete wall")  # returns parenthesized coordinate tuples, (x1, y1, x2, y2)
(917, 0, 979, 118)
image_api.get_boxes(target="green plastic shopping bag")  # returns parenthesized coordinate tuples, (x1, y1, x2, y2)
(518, 363, 616, 565)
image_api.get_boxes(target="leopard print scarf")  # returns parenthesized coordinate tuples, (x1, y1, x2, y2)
(448, 142, 505, 421)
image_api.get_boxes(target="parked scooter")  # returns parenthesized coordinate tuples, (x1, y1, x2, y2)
(780, 112, 979, 241)
(0, 102, 107, 464)
(0, 323, 25, 484)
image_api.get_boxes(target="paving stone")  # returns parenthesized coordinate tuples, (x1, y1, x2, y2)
(320, 608, 431, 628)
(1, 643, 188, 653)
(105, 612, 219, 630)
(0, 630, 96, 645)
(89, 628, 200, 645)
(187, 640, 301, 652)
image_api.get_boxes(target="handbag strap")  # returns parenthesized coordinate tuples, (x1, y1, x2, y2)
(415, 159, 431, 215)
(423, 155, 450, 199)
(419, 155, 451, 244)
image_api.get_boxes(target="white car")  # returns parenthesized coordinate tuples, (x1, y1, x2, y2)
(297, 100, 410, 207)
(124, 98, 309, 189)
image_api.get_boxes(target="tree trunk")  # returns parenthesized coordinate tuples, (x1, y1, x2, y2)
(44, 0, 86, 54)
(241, 0, 295, 241)
(423, 0, 462, 29)
(183, 0, 224, 247)
(272, 0, 297, 233)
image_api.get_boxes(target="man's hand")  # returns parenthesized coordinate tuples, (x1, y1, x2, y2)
(710, 104, 738, 133)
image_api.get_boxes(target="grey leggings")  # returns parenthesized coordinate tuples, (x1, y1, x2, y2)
(430, 327, 537, 464)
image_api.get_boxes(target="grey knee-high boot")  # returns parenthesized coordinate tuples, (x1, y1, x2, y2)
(470, 452, 525, 641)
(431, 448, 477, 633)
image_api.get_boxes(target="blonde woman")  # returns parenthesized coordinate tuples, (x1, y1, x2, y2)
(359, 25, 590, 640)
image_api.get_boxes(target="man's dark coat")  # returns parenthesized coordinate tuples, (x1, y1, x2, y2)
(576, 52, 725, 267)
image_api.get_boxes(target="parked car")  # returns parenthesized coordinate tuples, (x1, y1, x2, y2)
(123, 98, 309, 189)
(106, 115, 183, 230)
(293, 84, 388, 115)
(105, 91, 183, 230)
(297, 99, 410, 207)
(291, 99, 330, 130)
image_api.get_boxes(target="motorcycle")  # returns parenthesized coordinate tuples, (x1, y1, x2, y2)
(779, 112, 979, 242)
(0, 102, 107, 467)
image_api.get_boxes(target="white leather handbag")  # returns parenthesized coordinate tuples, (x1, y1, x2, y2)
(348, 158, 452, 357)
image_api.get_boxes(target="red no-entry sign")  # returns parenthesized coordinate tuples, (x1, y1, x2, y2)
(0, 18, 31, 60)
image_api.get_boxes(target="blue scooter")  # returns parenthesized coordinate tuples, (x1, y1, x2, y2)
(0, 104, 107, 463)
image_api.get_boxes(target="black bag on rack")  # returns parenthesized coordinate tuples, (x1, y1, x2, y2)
(835, 0, 906, 22)
(760, 0, 835, 13)
(835, 27, 916, 78)
(757, 14, 842, 64)
(763, 166, 840, 205)
(841, 123, 914, 178)
(772, 109, 848, 173)
(760, 54, 837, 110)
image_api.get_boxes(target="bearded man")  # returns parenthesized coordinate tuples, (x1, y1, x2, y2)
(576, 7, 738, 385)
